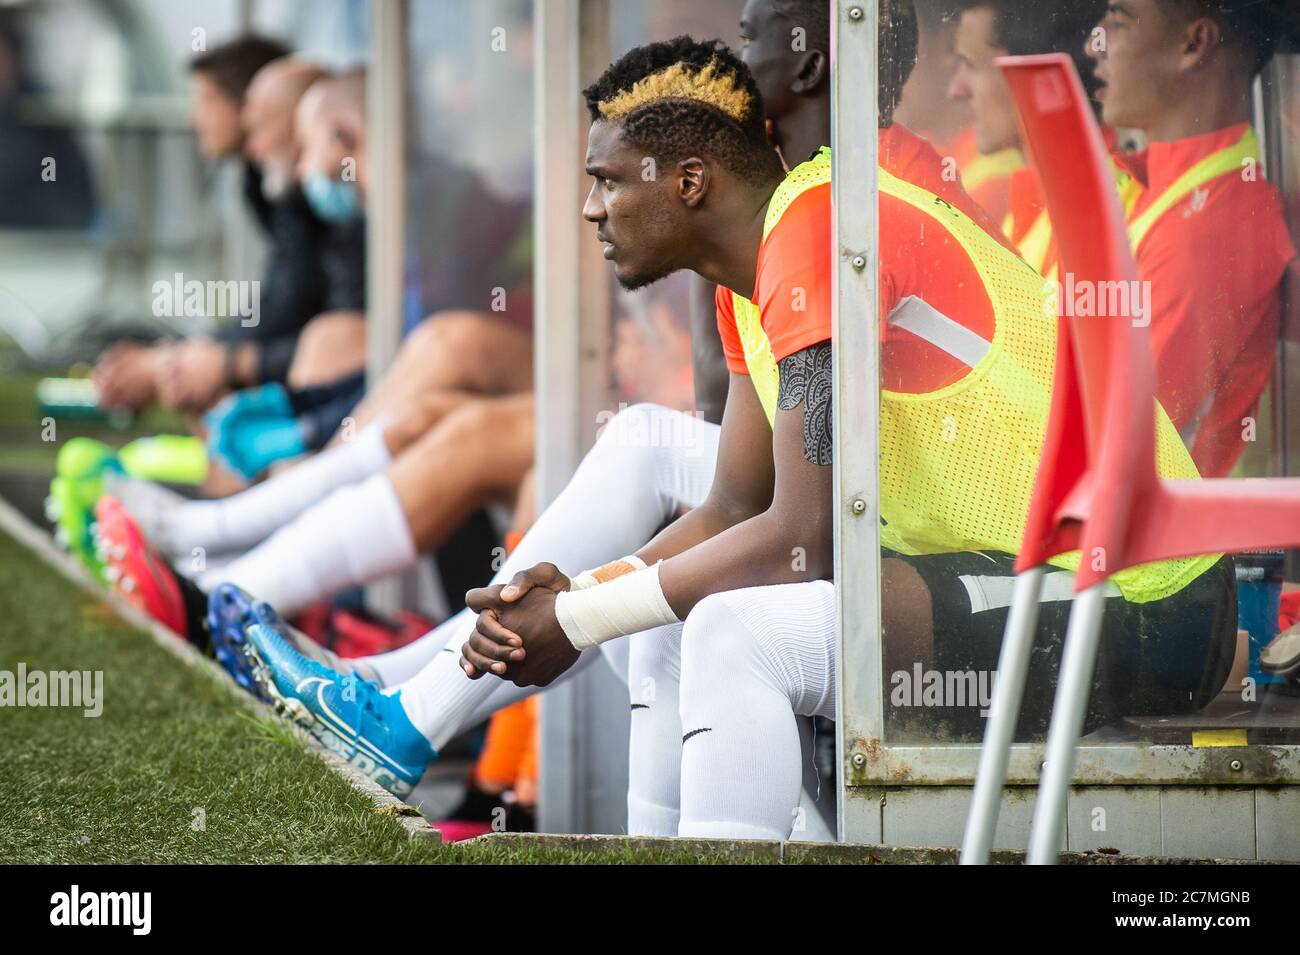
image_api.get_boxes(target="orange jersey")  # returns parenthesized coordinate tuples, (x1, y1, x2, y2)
(716, 124, 1008, 395)
(939, 126, 1021, 227)
(1115, 123, 1296, 476)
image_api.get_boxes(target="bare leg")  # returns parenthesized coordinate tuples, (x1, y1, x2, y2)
(286, 310, 367, 390)
(881, 557, 936, 676)
(345, 310, 533, 434)
(377, 389, 479, 457)
(389, 393, 535, 552)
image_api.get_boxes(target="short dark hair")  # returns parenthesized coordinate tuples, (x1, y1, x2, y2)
(1156, 0, 1282, 75)
(956, 0, 1106, 95)
(582, 36, 784, 185)
(913, 0, 962, 31)
(771, 0, 919, 126)
(189, 34, 291, 104)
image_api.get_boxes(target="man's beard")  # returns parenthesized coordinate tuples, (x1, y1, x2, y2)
(615, 261, 677, 292)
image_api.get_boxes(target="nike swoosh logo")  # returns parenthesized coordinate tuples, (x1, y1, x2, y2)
(298, 677, 356, 736)
(682, 727, 713, 743)
(297, 677, 409, 777)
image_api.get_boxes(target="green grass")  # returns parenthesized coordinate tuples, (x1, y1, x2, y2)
(0, 530, 774, 864)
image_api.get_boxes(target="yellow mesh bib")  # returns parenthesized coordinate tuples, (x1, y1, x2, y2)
(963, 147, 1023, 193)
(729, 147, 1218, 603)
(1005, 135, 1255, 285)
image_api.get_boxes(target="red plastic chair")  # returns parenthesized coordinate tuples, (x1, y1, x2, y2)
(960, 54, 1300, 864)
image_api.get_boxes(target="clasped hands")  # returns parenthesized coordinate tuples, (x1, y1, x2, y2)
(461, 562, 581, 687)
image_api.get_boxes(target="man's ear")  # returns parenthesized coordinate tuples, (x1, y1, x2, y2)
(678, 157, 709, 208)
(1182, 17, 1222, 69)
(792, 49, 828, 96)
(333, 116, 362, 155)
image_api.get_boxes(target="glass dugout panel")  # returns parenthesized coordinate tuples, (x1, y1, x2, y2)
(843, 0, 1300, 805)
(405, 0, 535, 335)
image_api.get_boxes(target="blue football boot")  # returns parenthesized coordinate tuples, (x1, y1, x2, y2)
(242, 623, 436, 797)
(207, 583, 283, 699)
(208, 584, 384, 699)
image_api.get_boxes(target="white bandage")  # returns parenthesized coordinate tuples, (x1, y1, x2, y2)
(555, 561, 678, 650)
(568, 555, 647, 591)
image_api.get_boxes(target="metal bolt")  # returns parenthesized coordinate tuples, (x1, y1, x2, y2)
(851, 498, 867, 514)
(851, 254, 866, 270)
(852, 752, 866, 768)
(1229, 759, 1243, 772)
(848, 6, 864, 20)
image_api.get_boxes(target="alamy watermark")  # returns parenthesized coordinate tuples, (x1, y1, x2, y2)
(595, 403, 710, 458)
(0, 663, 102, 717)
(890, 664, 997, 717)
(50, 885, 150, 935)
(1043, 272, 1151, 327)
(152, 272, 260, 328)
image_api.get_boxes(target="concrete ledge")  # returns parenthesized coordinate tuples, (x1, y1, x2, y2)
(468, 832, 1279, 864)
(0, 495, 439, 845)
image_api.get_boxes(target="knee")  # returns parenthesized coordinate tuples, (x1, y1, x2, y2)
(595, 403, 671, 447)
(590, 402, 689, 477)
(437, 398, 497, 451)
(406, 310, 494, 362)
(438, 398, 533, 475)
(390, 390, 475, 442)
(287, 310, 366, 388)
(441, 397, 517, 445)
(680, 592, 754, 680)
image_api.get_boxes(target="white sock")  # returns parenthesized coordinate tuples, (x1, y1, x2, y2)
(104, 473, 187, 549)
(676, 582, 836, 842)
(391, 404, 720, 749)
(625, 624, 684, 836)
(395, 637, 606, 754)
(362, 613, 466, 687)
(198, 473, 416, 616)
(145, 425, 391, 557)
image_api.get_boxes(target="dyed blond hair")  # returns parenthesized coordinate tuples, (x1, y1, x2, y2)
(582, 36, 782, 185)
(595, 57, 753, 125)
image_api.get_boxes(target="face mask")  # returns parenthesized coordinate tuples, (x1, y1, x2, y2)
(303, 172, 361, 223)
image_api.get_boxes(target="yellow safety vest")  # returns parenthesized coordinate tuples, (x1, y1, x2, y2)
(963, 147, 1023, 195)
(728, 147, 1219, 603)
(1006, 158, 1136, 282)
(1011, 206, 1057, 280)
(1007, 127, 1258, 280)
(1126, 126, 1259, 251)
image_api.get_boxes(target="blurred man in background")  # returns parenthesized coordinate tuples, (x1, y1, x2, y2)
(159, 56, 341, 414)
(893, 0, 1016, 217)
(94, 34, 292, 412)
(1087, 0, 1295, 476)
(949, 0, 1105, 262)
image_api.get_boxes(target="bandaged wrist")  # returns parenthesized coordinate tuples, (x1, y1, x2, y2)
(554, 561, 678, 650)
(568, 554, 647, 591)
